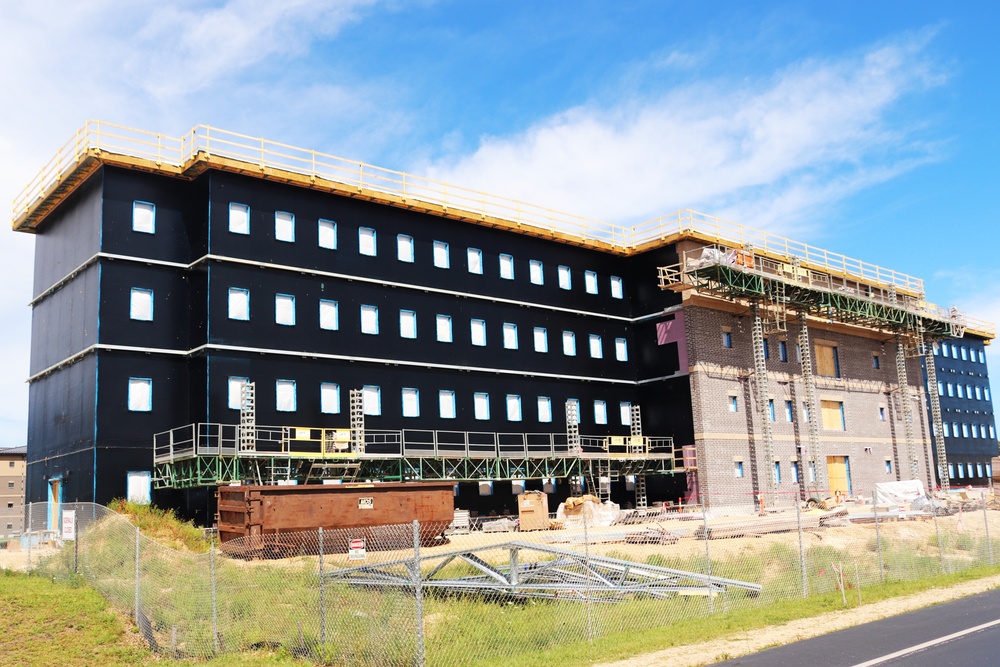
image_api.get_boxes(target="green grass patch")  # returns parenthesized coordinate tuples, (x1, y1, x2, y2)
(107, 499, 211, 553)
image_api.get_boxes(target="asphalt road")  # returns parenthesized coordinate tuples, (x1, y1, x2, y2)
(711, 587, 1000, 667)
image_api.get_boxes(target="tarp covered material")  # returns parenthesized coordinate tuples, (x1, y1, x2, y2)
(556, 497, 622, 528)
(875, 479, 927, 505)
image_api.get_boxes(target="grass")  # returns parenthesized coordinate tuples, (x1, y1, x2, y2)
(4, 563, 998, 667)
(106, 500, 211, 553)
(21, 509, 1000, 666)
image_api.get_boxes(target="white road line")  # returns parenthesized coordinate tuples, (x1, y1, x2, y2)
(850, 617, 1000, 667)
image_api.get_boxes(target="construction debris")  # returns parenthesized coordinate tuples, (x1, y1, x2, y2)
(625, 525, 681, 545)
(694, 508, 848, 540)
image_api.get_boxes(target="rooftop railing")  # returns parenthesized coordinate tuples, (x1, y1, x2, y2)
(15, 120, 995, 338)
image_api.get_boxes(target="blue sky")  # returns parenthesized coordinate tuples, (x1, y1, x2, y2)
(1, 1, 998, 446)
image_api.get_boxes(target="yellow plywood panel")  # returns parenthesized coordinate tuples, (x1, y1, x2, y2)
(815, 344, 838, 377)
(827, 456, 849, 496)
(820, 400, 844, 430)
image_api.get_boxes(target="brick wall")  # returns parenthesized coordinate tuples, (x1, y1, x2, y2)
(684, 303, 934, 506)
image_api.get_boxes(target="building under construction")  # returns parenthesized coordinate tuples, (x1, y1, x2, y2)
(14, 122, 996, 517)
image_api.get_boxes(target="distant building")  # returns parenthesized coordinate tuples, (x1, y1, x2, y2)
(0, 446, 26, 536)
(13, 122, 997, 514)
(924, 337, 998, 486)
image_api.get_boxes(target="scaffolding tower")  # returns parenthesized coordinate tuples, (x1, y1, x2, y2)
(238, 381, 256, 453)
(349, 389, 365, 454)
(630, 405, 647, 508)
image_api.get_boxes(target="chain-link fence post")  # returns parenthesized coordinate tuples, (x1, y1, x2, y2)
(412, 520, 425, 667)
(74, 524, 79, 574)
(702, 502, 713, 613)
(982, 491, 994, 567)
(318, 527, 326, 650)
(134, 527, 140, 626)
(211, 540, 219, 655)
(795, 496, 807, 598)
(932, 509, 945, 574)
(26, 502, 31, 574)
(582, 502, 594, 641)
(873, 496, 885, 583)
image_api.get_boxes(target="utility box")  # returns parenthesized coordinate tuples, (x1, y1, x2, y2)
(518, 491, 550, 531)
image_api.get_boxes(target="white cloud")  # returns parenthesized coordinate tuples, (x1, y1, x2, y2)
(419, 31, 947, 232)
(0, 0, 383, 446)
(129, 0, 377, 101)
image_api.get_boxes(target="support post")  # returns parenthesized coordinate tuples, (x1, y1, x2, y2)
(584, 503, 594, 641)
(796, 497, 807, 598)
(703, 505, 713, 613)
(983, 491, 994, 567)
(873, 492, 885, 583)
(412, 520, 425, 667)
(319, 527, 326, 649)
(134, 527, 141, 626)
(932, 510, 945, 574)
(26, 504, 31, 574)
(211, 540, 219, 654)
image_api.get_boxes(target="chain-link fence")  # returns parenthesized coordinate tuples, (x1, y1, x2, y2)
(5, 491, 1000, 665)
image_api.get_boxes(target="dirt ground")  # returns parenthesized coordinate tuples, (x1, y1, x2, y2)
(594, 572, 1000, 667)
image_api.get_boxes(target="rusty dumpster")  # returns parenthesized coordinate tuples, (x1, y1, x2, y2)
(217, 482, 455, 557)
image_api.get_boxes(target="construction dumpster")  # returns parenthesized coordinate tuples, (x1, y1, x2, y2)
(217, 482, 455, 556)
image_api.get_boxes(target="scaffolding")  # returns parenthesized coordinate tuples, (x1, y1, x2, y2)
(238, 382, 256, 453)
(660, 242, 972, 495)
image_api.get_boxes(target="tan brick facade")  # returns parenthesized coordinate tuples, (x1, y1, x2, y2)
(0, 447, 26, 536)
(684, 304, 933, 506)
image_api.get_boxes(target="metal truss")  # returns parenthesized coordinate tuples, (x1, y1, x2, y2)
(323, 540, 761, 602)
(661, 248, 962, 339)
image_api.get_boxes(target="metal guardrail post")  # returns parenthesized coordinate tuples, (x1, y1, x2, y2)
(412, 520, 425, 667)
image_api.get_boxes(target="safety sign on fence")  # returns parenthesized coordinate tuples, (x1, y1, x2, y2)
(349, 538, 366, 561)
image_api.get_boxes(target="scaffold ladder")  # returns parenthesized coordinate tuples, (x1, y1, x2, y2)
(924, 341, 949, 492)
(239, 381, 256, 452)
(588, 461, 614, 503)
(566, 400, 580, 453)
(634, 474, 648, 509)
(797, 320, 824, 496)
(630, 404, 642, 437)
(751, 304, 776, 504)
(349, 389, 365, 454)
(895, 334, 920, 482)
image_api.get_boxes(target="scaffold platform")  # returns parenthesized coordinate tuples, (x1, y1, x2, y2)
(152, 423, 683, 489)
